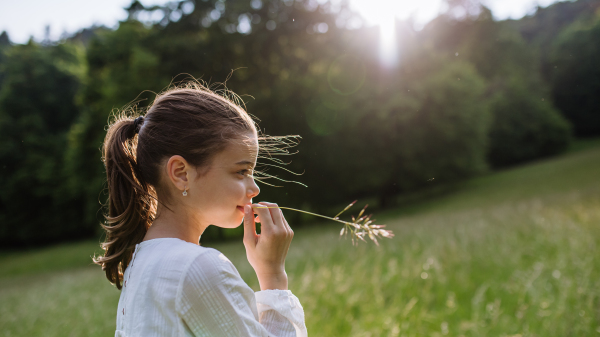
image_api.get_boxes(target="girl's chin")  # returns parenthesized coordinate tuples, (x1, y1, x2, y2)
(229, 214, 245, 228)
(209, 211, 245, 229)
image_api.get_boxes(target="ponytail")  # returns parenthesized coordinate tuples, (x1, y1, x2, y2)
(93, 115, 157, 290)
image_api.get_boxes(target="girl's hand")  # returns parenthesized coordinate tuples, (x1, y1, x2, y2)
(243, 202, 293, 291)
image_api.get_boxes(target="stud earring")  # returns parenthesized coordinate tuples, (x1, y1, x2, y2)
(182, 186, 188, 197)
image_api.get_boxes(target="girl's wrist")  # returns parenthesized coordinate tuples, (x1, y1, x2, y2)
(257, 271, 288, 291)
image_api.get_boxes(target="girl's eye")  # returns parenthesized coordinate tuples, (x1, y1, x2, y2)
(238, 169, 252, 177)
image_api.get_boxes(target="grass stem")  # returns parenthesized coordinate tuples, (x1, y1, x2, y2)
(254, 203, 394, 245)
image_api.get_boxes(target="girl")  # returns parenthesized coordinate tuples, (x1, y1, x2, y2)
(94, 83, 307, 337)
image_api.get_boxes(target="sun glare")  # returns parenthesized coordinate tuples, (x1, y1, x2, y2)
(379, 14, 397, 67)
(349, 0, 445, 67)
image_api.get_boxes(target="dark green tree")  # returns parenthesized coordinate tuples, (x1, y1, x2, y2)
(550, 19, 600, 136)
(0, 31, 12, 88)
(513, 0, 600, 82)
(328, 57, 490, 207)
(422, 7, 571, 167)
(63, 20, 168, 238)
(487, 79, 571, 167)
(0, 42, 86, 246)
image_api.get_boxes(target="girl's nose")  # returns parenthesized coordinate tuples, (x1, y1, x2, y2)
(247, 179, 260, 198)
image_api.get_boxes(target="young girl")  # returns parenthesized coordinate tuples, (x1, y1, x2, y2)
(94, 83, 307, 337)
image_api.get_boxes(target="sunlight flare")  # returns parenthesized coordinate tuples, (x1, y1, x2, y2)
(349, 0, 445, 67)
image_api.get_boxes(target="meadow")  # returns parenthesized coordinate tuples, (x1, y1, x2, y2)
(1, 142, 599, 336)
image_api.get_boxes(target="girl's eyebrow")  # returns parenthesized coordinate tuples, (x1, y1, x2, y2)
(235, 160, 254, 166)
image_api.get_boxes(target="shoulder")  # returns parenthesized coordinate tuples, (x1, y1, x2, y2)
(146, 240, 238, 286)
(146, 238, 215, 270)
(135, 239, 226, 287)
(180, 247, 241, 289)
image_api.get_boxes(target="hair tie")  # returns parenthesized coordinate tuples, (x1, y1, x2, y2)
(133, 116, 145, 134)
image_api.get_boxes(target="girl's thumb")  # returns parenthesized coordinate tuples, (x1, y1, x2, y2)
(243, 205, 256, 247)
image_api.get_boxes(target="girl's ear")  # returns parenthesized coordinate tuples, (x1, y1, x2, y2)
(166, 155, 189, 191)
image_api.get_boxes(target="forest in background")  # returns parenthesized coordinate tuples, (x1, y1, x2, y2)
(0, 0, 599, 247)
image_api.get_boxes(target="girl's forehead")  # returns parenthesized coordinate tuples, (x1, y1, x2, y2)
(216, 136, 259, 164)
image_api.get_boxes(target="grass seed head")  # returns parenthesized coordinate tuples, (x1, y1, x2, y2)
(256, 201, 394, 245)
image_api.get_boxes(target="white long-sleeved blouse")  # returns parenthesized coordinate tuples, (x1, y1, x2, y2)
(114, 237, 307, 337)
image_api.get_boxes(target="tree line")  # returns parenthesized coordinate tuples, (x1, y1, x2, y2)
(0, 0, 598, 247)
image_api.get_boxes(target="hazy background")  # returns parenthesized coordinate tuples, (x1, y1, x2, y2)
(1, 0, 598, 244)
(0, 1, 600, 335)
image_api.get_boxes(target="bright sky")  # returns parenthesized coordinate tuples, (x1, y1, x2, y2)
(0, 0, 559, 44)
(350, 0, 558, 27)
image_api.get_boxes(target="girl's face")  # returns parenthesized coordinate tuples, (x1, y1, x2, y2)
(185, 134, 260, 229)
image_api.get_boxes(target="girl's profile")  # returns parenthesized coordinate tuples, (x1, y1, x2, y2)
(94, 82, 307, 337)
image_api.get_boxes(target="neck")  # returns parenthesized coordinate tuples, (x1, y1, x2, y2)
(143, 202, 207, 245)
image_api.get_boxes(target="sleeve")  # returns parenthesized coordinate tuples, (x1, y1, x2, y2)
(255, 290, 307, 337)
(176, 249, 307, 337)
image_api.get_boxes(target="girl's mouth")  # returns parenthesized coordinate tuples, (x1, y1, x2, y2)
(236, 206, 244, 213)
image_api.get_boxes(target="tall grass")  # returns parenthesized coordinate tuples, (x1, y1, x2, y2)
(1, 145, 599, 336)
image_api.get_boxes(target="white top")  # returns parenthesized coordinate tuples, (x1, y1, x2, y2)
(114, 237, 307, 337)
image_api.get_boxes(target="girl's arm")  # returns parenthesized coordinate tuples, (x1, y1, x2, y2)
(176, 249, 307, 337)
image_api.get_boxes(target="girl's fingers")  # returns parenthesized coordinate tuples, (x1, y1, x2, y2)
(263, 202, 284, 227)
(278, 207, 289, 231)
(252, 203, 274, 232)
(263, 202, 294, 239)
(243, 205, 257, 247)
(283, 217, 292, 233)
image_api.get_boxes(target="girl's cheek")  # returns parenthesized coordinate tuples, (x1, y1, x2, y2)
(226, 180, 245, 196)
(239, 181, 247, 194)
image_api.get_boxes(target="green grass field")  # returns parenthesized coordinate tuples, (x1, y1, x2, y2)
(1, 144, 599, 336)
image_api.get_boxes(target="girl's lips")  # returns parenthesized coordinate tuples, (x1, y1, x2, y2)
(237, 206, 245, 213)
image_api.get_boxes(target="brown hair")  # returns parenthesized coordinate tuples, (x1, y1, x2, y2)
(93, 83, 257, 289)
